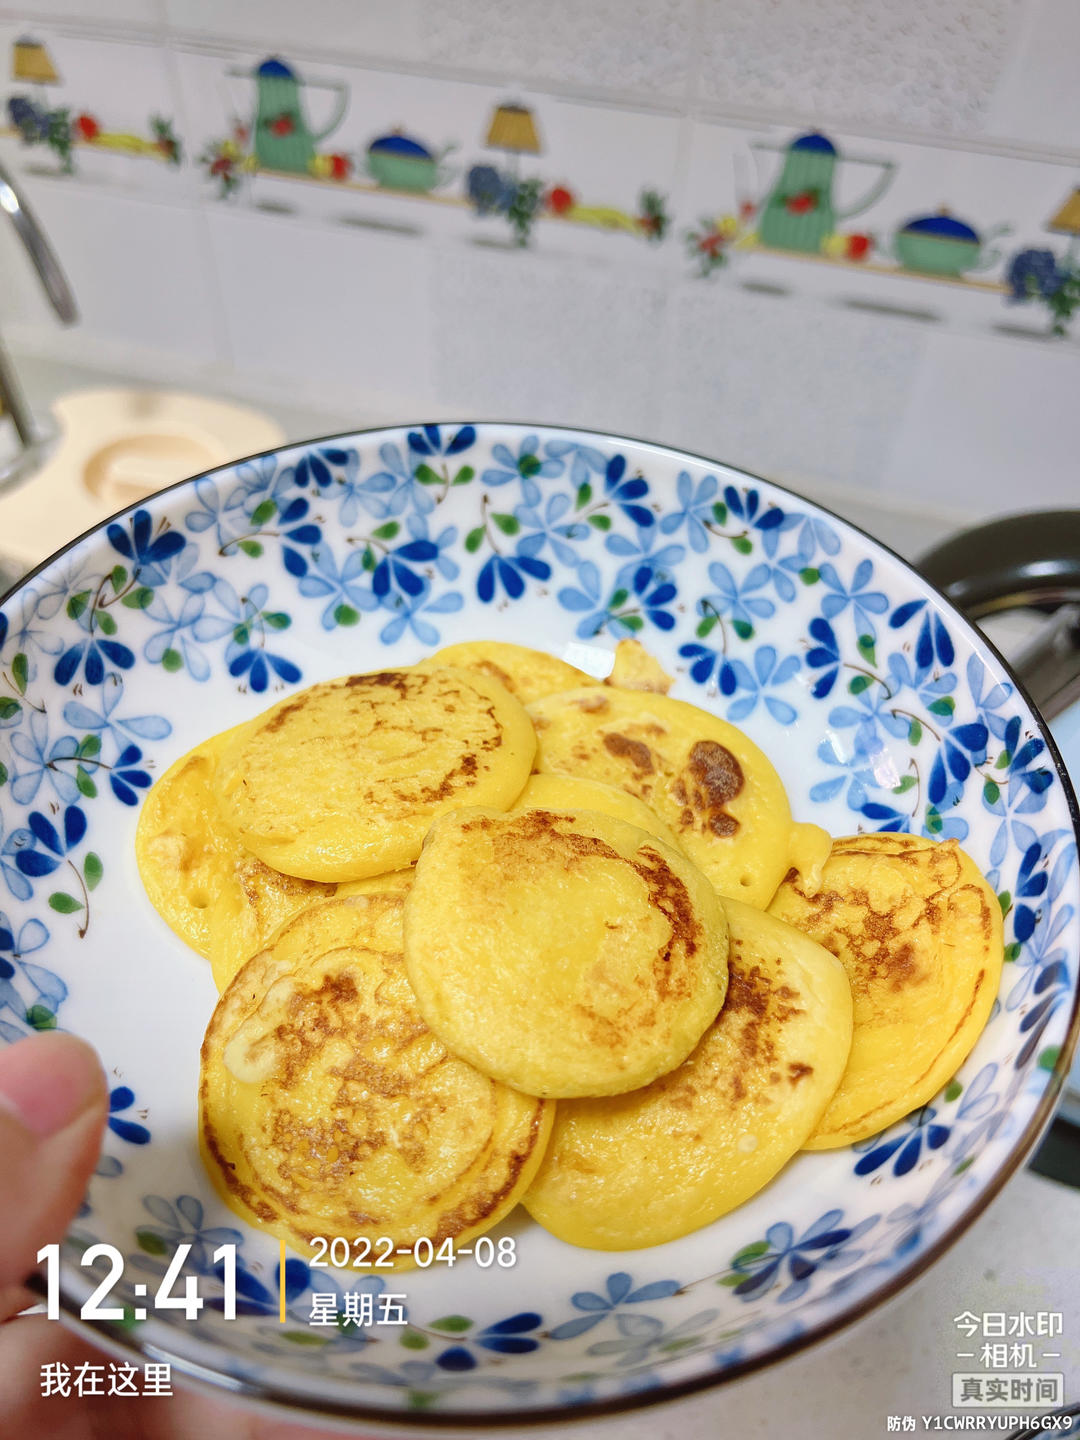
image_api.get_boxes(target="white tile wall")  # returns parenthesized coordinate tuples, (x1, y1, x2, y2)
(417, 0, 697, 99)
(982, 0, 1080, 150)
(0, 0, 1076, 527)
(429, 244, 669, 434)
(5, 182, 220, 362)
(696, 0, 1027, 138)
(162, 0, 422, 67)
(660, 280, 927, 495)
(882, 330, 1080, 515)
(0, 25, 188, 199)
(682, 119, 1080, 323)
(207, 207, 434, 417)
(172, 47, 685, 235)
(1, 0, 161, 29)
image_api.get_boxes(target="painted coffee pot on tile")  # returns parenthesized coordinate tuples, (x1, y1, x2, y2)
(752, 132, 895, 254)
(235, 57, 348, 175)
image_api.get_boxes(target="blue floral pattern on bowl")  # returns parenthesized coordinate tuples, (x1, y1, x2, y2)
(0, 424, 1076, 1426)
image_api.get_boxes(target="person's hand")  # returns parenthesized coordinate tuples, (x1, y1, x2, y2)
(0, 1033, 367, 1439)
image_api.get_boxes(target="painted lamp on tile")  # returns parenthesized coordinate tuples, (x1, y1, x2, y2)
(9, 35, 58, 141)
(484, 101, 541, 177)
(892, 210, 1010, 276)
(754, 132, 894, 254)
(365, 132, 454, 193)
(11, 36, 58, 85)
(1048, 187, 1080, 238)
(242, 57, 347, 175)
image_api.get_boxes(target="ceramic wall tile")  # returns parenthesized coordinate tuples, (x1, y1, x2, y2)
(0, 25, 186, 197)
(416, 0, 696, 100)
(696, 0, 1026, 139)
(0, 0, 162, 29)
(206, 207, 433, 416)
(661, 281, 926, 497)
(175, 47, 683, 262)
(428, 245, 669, 435)
(982, 0, 1080, 150)
(4, 183, 221, 363)
(0, 4, 1078, 524)
(678, 119, 1077, 340)
(161, 0, 421, 68)
(882, 331, 1080, 516)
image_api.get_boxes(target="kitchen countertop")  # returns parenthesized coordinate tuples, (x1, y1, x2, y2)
(1, 352, 1076, 1436)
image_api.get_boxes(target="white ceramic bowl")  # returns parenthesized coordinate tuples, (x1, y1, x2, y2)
(1, 424, 1077, 1429)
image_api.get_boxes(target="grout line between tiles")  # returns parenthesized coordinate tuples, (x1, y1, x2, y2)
(157, 28, 232, 371)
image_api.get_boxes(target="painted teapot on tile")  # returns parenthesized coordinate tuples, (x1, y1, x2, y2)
(752, 131, 895, 254)
(232, 57, 348, 175)
(891, 209, 1011, 277)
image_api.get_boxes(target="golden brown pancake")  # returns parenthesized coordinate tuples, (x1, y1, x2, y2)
(768, 833, 1003, 1147)
(528, 686, 829, 908)
(512, 773, 683, 851)
(523, 897, 852, 1248)
(216, 666, 536, 882)
(135, 724, 251, 958)
(208, 862, 415, 994)
(404, 806, 729, 1098)
(416, 640, 600, 705)
(337, 868, 415, 898)
(200, 893, 552, 1265)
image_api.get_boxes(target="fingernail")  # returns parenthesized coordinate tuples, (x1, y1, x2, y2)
(0, 1033, 106, 1137)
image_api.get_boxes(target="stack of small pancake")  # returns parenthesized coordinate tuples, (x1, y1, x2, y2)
(135, 641, 1003, 1261)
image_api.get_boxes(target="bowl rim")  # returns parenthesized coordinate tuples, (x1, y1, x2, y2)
(6, 419, 1080, 1431)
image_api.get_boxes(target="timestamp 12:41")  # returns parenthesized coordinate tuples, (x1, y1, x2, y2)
(37, 1232, 518, 1324)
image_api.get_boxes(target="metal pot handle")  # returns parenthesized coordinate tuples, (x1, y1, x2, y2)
(918, 511, 1080, 721)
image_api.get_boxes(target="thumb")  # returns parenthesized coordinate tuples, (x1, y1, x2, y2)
(0, 1033, 108, 1307)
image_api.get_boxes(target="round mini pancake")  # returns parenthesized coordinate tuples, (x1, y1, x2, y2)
(523, 897, 852, 1248)
(513, 773, 683, 851)
(207, 858, 335, 994)
(208, 864, 415, 994)
(135, 723, 252, 959)
(768, 833, 1003, 1148)
(200, 893, 552, 1266)
(528, 686, 828, 908)
(404, 806, 729, 1098)
(416, 640, 599, 705)
(216, 666, 536, 882)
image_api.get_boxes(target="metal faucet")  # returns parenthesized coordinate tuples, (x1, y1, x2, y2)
(0, 158, 78, 496)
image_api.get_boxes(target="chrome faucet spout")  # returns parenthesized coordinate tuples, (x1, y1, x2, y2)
(0, 159, 77, 323)
(0, 159, 78, 496)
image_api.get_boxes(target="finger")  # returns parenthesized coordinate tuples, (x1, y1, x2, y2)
(0, 1283, 36, 1319)
(0, 1034, 108, 1303)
